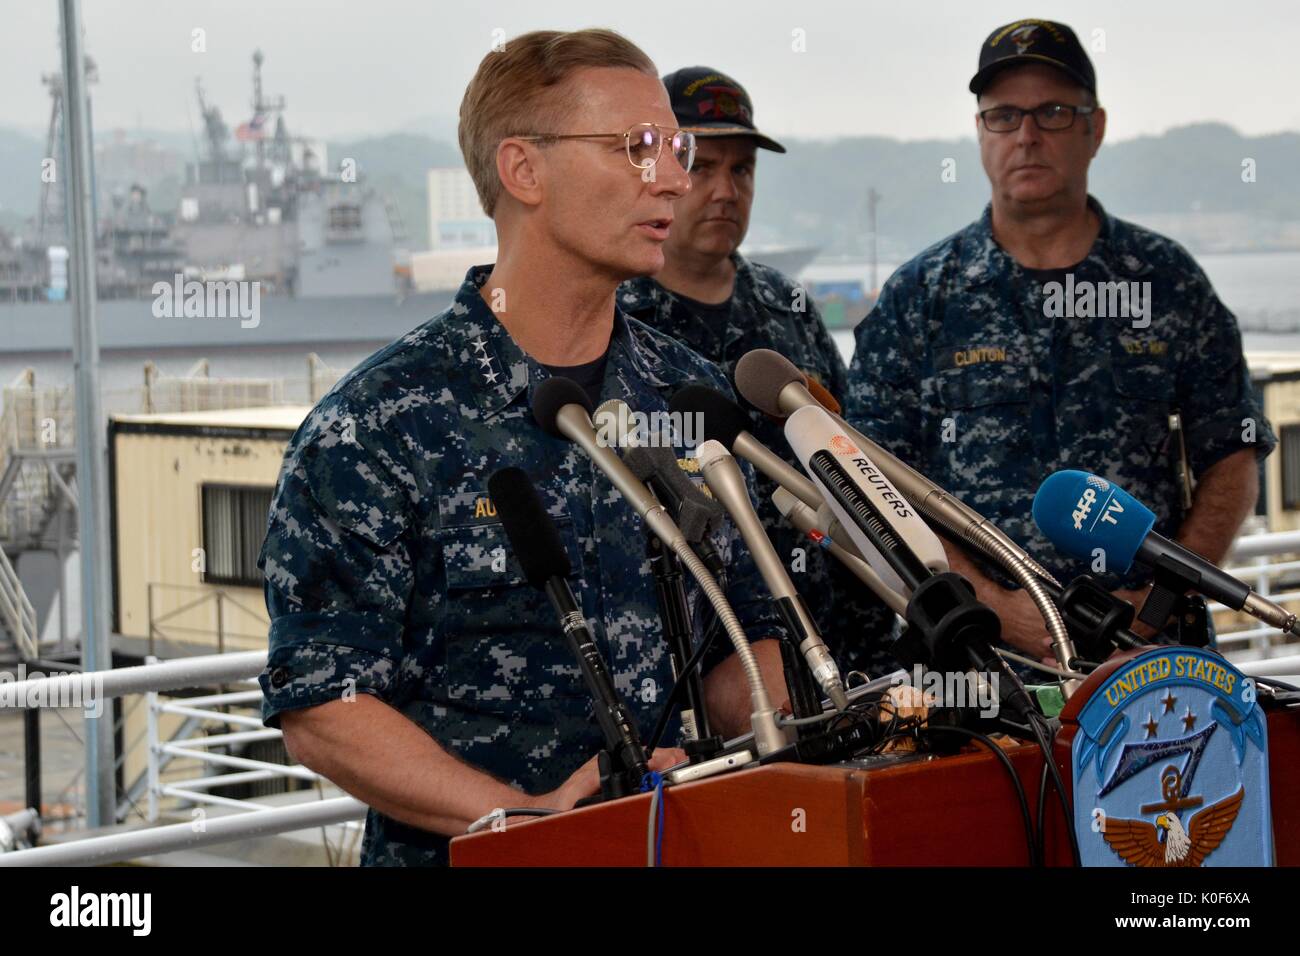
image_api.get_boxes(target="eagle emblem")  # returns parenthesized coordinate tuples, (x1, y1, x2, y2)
(1102, 786, 1244, 867)
(1009, 24, 1041, 54)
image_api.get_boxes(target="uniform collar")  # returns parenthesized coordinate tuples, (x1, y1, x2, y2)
(619, 251, 790, 315)
(961, 195, 1153, 289)
(452, 265, 668, 421)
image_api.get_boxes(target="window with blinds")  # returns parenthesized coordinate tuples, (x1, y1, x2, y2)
(201, 484, 274, 587)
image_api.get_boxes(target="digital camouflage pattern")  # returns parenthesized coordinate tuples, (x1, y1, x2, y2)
(258, 266, 785, 866)
(620, 254, 900, 680)
(845, 197, 1276, 597)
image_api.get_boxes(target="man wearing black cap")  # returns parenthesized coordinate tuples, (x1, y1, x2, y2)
(621, 67, 898, 681)
(845, 20, 1274, 661)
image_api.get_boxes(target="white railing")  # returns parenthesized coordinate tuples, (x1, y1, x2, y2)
(0, 651, 367, 866)
(1212, 528, 1300, 663)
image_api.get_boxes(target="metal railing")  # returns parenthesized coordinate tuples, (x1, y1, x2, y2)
(141, 358, 284, 414)
(1212, 527, 1300, 662)
(146, 581, 270, 657)
(0, 651, 367, 866)
(0, 546, 38, 658)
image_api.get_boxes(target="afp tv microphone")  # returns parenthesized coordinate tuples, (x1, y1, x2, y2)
(1032, 469, 1300, 637)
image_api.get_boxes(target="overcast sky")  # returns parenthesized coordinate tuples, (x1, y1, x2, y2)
(4, 0, 1298, 144)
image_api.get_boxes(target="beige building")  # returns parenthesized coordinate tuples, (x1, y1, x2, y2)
(110, 405, 310, 656)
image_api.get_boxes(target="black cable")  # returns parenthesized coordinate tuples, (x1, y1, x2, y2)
(1036, 758, 1050, 862)
(643, 587, 726, 758)
(921, 723, 1041, 867)
(1027, 712, 1081, 866)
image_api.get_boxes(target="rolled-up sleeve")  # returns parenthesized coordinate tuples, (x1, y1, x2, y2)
(257, 396, 415, 727)
(1176, 270, 1276, 476)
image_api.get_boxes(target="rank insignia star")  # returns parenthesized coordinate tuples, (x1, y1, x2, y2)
(471, 337, 488, 355)
(1143, 713, 1160, 739)
(483, 368, 500, 385)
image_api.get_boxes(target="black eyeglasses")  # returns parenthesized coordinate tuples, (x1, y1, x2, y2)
(979, 103, 1096, 133)
(517, 123, 697, 173)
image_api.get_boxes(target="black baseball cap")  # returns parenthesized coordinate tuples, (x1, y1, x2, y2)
(662, 66, 786, 153)
(969, 19, 1097, 97)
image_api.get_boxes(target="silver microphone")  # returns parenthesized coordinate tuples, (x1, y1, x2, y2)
(696, 439, 849, 711)
(533, 378, 786, 755)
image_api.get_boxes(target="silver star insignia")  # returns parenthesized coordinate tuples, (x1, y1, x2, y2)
(483, 368, 500, 385)
(471, 337, 488, 355)
(477, 355, 493, 369)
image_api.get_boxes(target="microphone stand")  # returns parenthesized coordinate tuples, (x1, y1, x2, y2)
(646, 531, 724, 762)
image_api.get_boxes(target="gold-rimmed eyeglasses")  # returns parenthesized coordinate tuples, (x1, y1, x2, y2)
(517, 123, 697, 173)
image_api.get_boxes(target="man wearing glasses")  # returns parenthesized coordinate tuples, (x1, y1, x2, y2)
(256, 29, 791, 866)
(845, 19, 1273, 662)
(619, 67, 898, 681)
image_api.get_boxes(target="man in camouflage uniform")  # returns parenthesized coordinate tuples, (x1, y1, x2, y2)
(845, 20, 1274, 660)
(257, 30, 789, 866)
(620, 66, 897, 679)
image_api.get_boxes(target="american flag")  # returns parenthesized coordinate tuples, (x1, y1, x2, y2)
(235, 113, 267, 142)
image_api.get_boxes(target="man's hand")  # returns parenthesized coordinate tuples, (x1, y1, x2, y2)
(532, 747, 689, 812)
(994, 588, 1055, 662)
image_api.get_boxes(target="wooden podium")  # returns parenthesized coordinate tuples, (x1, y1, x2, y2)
(452, 707, 1300, 866)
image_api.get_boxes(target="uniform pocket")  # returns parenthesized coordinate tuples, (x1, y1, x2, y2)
(437, 519, 593, 717)
(934, 363, 1031, 485)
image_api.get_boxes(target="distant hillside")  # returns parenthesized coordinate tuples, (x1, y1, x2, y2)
(748, 122, 1300, 259)
(2, 121, 1297, 259)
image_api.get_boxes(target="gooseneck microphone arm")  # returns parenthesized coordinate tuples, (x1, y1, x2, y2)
(735, 349, 1081, 697)
(534, 378, 786, 757)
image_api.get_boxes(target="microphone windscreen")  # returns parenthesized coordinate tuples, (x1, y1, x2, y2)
(533, 376, 593, 438)
(805, 377, 841, 415)
(734, 349, 807, 417)
(669, 384, 751, 449)
(487, 467, 571, 587)
(1031, 470, 1155, 575)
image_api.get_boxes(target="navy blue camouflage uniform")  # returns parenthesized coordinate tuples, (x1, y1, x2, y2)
(620, 253, 899, 680)
(845, 197, 1275, 616)
(258, 266, 784, 866)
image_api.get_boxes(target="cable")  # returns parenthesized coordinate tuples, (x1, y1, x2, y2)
(465, 806, 558, 835)
(644, 602, 725, 758)
(1027, 712, 1081, 866)
(643, 771, 665, 867)
(995, 647, 1088, 680)
(921, 723, 1041, 866)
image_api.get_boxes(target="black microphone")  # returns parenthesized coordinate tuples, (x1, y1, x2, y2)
(670, 384, 823, 509)
(487, 467, 650, 796)
(595, 398, 727, 579)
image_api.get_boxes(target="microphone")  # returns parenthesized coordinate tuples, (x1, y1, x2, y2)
(670, 384, 823, 510)
(1032, 470, 1298, 636)
(696, 439, 849, 711)
(734, 349, 1054, 581)
(736, 348, 1082, 692)
(533, 377, 786, 756)
(782, 404, 948, 596)
(593, 398, 726, 578)
(772, 487, 908, 616)
(487, 467, 650, 796)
